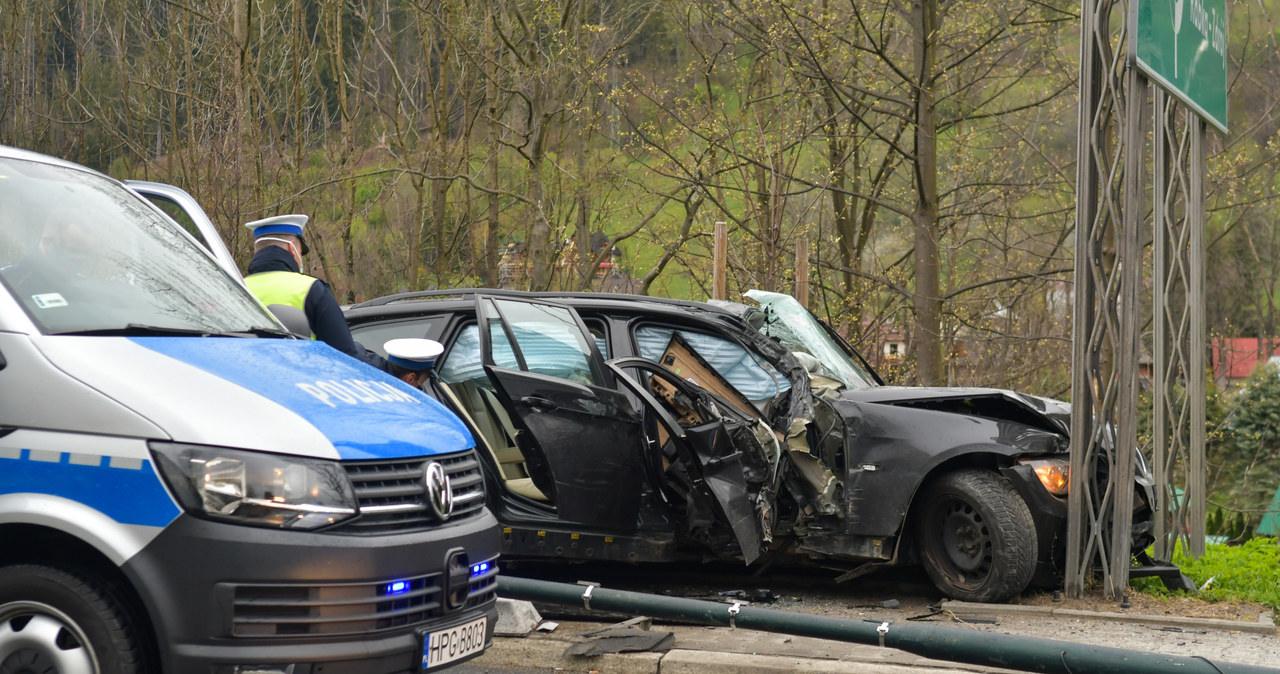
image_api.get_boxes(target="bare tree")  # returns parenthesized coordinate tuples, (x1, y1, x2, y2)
(5, 0, 1280, 401)
(678, 0, 1079, 386)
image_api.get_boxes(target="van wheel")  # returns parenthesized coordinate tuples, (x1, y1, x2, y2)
(0, 565, 145, 674)
(914, 469, 1036, 603)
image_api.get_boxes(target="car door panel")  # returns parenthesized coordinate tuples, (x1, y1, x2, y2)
(682, 421, 765, 563)
(607, 357, 769, 564)
(478, 296, 647, 531)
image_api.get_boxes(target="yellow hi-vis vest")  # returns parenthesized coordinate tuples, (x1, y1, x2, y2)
(245, 271, 317, 339)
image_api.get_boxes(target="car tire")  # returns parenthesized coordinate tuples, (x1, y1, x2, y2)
(914, 469, 1037, 603)
(0, 564, 146, 674)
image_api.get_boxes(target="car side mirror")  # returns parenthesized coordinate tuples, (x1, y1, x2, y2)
(267, 304, 311, 339)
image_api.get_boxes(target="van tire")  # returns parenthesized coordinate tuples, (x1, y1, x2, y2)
(0, 564, 145, 674)
(914, 469, 1037, 603)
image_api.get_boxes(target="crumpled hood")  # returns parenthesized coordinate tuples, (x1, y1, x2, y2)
(36, 336, 473, 461)
(840, 385, 1072, 437)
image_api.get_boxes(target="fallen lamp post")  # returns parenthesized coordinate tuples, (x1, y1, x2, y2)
(498, 575, 1277, 674)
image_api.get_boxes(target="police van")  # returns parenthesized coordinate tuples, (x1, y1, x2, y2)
(0, 145, 499, 673)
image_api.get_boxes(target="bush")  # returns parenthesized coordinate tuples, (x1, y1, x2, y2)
(1212, 364, 1280, 516)
(1206, 507, 1253, 541)
(1132, 539, 1280, 616)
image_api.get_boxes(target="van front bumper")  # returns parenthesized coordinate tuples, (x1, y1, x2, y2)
(122, 509, 500, 674)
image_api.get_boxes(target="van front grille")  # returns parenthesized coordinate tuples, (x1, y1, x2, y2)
(339, 450, 486, 534)
(227, 557, 498, 638)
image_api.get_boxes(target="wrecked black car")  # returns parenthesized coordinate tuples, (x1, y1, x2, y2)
(345, 289, 1156, 602)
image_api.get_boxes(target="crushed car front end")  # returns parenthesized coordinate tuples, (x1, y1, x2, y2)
(732, 291, 1158, 599)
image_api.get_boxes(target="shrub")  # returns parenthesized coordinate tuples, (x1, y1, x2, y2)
(1212, 365, 1280, 515)
(1132, 539, 1280, 618)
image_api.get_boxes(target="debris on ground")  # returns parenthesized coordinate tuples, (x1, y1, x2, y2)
(718, 588, 776, 603)
(564, 625, 675, 656)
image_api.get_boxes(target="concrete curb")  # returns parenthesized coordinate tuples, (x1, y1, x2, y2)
(940, 600, 1277, 635)
(476, 634, 663, 673)
(475, 631, 1011, 674)
(658, 649, 950, 673)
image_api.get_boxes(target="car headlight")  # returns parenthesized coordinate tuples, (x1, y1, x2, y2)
(1018, 457, 1070, 497)
(151, 442, 358, 530)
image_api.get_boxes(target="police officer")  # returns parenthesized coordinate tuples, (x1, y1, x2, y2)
(383, 338, 445, 389)
(244, 214, 388, 371)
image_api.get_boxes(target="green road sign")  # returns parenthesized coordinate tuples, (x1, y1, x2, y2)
(1133, 0, 1228, 133)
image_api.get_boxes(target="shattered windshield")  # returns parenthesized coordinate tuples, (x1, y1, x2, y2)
(743, 289, 878, 391)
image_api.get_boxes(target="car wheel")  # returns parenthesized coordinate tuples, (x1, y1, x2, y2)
(914, 469, 1037, 603)
(0, 565, 146, 674)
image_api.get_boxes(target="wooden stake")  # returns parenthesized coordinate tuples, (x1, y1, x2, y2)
(796, 236, 809, 308)
(713, 221, 727, 300)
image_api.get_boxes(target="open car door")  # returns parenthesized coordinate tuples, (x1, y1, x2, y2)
(606, 357, 774, 564)
(476, 295, 649, 531)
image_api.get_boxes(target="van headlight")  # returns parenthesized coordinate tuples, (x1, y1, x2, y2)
(1018, 457, 1070, 496)
(151, 442, 358, 530)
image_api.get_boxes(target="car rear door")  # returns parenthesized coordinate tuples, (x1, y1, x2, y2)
(476, 295, 649, 531)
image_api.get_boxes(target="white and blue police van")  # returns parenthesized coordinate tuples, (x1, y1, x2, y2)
(0, 145, 499, 673)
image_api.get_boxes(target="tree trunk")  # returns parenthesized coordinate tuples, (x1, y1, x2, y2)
(429, 22, 451, 285)
(483, 6, 500, 287)
(408, 175, 427, 290)
(911, 0, 943, 386)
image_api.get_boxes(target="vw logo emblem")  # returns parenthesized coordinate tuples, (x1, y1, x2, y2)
(424, 461, 454, 520)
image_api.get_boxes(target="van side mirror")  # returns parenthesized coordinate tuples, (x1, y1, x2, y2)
(267, 304, 311, 339)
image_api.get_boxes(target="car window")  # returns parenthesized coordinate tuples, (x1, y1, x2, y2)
(583, 318, 608, 358)
(487, 298, 601, 386)
(350, 317, 443, 357)
(634, 324, 790, 401)
(438, 323, 518, 385)
(487, 320, 522, 371)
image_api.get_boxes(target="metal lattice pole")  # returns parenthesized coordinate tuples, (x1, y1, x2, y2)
(1067, 0, 1141, 599)
(1188, 118, 1206, 559)
(1152, 90, 1207, 561)
(1069, 0, 1209, 598)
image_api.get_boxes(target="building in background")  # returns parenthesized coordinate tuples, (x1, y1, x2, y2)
(1212, 337, 1280, 390)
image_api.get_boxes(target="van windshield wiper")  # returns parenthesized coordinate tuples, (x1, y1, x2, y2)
(54, 324, 292, 338)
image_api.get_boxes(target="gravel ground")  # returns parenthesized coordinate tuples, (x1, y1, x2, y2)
(509, 561, 1280, 669)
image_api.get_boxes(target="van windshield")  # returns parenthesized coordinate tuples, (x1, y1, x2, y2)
(0, 156, 278, 336)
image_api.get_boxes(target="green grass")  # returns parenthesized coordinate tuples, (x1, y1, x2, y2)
(1131, 538, 1280, 619)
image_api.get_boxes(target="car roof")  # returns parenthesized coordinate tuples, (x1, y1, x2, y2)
(345, 288, 746, 326)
